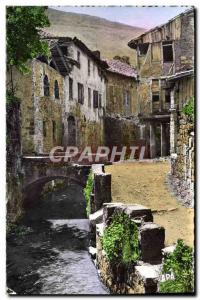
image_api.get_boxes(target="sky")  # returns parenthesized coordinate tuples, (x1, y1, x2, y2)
(50, 6, 192, 29)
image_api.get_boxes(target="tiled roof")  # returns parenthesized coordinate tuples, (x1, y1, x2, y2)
(105, 59, 137, 78)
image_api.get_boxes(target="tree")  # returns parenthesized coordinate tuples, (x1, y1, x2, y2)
(6, 6, 50, 73)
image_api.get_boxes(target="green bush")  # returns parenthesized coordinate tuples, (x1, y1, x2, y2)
(160, 239, 194, 293)
(83, 171, 93, 216)
(182, 97, 194, 121)
(102, 213, 139, 264)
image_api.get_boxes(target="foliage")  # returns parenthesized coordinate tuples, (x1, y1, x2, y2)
(6, 89, 20, 105)
(160, 239, 194, 293)
(83, 171, 93, 216)
(7, 223, 33, 236)
(102, 213, 139, 264)
(182, 97, 194, 121)
(6, 6, 50, 72)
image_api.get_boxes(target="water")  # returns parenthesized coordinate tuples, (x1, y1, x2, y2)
(7, 183, 108, 295)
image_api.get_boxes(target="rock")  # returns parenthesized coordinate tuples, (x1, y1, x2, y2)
(162, 245, 176, 256)
(139, 222, 165, 264)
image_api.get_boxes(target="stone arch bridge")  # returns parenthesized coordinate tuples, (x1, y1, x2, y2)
(22, 156, 91, 207)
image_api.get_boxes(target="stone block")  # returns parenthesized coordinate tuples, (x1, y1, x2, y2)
(124, 204, 153, 222)
(89, 208, 103, 246)
(135, 264, 162, 294)
(103, 203, 125, 225)
(94, 173, 111, 212)
(139, 222, 165, 264)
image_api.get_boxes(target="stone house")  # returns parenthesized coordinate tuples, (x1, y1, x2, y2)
(128, 8, 194, 158)
(8, 36, 108, 155)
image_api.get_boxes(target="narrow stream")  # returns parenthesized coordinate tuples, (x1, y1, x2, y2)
(7, 182, 108, 295)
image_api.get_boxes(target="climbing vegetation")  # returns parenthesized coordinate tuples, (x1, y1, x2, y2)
(182, 97, 194, 121)
(103, 213, 139, 264)
(160, 239, 194, 293)
(83, 171, 94, 216)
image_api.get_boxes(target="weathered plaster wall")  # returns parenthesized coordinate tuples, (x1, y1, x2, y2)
(63, 43, 106, 149)
(106, 72, 138, 116)
(32, 60, 64, 154)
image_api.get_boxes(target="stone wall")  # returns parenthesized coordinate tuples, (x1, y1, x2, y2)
(89, 203, 166, 294)
(6, 101, 23, 222)
(170, 113, 194, 207)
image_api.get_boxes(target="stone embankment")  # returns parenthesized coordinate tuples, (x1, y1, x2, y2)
(89, 203, 171, 294)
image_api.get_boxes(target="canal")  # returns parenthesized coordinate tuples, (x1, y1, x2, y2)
(7, 182, 108, 295)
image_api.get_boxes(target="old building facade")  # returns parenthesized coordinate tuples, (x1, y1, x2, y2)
(60, 37, 107, 150)
(128, 8, 194, 158)
(103, 58, 141, 155)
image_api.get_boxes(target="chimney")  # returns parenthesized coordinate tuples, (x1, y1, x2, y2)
(92, 50, 101, 59)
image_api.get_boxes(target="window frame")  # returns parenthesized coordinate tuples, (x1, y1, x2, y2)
(93, 90, 99, 108)
(162, 41, 174, 63)
(78, 82, 84, 104)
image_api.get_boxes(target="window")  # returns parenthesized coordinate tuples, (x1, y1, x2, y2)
(165, 89, 171, 103)
(43, 75, 50, 96)
(43, 121, 46, 137)
(78, 83, 84, 104)
(52, 121, 56, 141)
(138, 43, 149, 56)
(88, 59, 90, 76)
(124, 91, 130, 106)
(77, 51, 80, 65)
(152, 93, 160, 102)
(88, 88, 91, 107)
(54, 80, 59, 99)
(93, 90, 98, 108)
(99, 94, 102, 108)
(163, 41, 173, 62)
(69, 77, 73, 100)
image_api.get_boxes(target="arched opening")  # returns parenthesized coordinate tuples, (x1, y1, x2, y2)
(22, 175, 86, 218)
(43, 75, 50, 97)
(54, 80, 59, 99)
(67, 116, 76, 146)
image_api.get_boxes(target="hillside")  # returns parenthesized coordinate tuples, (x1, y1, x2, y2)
(44, 8, 145, 65)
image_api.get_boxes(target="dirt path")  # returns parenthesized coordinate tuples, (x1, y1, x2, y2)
(105, 161, 194, 247)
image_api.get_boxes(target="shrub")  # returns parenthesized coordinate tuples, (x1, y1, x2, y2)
(102, 213, 139, 264)
(160, 239, 194, 293)
(83, 171, 93, 216)
(182, 97, 194, 121)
